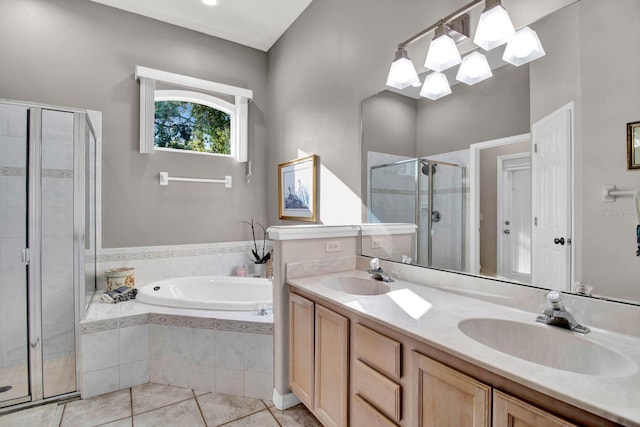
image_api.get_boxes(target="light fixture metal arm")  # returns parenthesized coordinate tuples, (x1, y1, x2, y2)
(398, 0, 484, 48)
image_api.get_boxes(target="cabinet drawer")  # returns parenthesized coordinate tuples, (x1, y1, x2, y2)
(353, 323, 401, 380)
(353, 359, 402, 422)
(493, 390, 578, 427)
(352, 394, 398, 427)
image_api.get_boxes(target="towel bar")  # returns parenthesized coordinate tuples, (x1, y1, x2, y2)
(159, 172, 232, 188)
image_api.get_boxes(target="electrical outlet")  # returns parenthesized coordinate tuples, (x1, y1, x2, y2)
(371, 237, 383, 249)
(325, 240, 341, 253)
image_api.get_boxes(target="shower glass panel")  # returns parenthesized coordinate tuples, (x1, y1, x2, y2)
(420, 161, 465, 270)
(369, 160, 417, 224)
(40, 109, 76, 398)
(0, 104, 29, 405)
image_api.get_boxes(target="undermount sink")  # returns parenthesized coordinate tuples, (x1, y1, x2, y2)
(458, 318, 637, 377)
(320, 277, 390, 296)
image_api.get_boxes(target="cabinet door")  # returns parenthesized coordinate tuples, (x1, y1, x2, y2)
(289, 293, 315, 408)
(315, 305, 349, 427)
(412, 352, 491, 427)
(493, 390, 578, 427)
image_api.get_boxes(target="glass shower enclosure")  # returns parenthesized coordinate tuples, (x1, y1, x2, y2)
(369, 158, 465, 271)
(0, 101, 97, 407)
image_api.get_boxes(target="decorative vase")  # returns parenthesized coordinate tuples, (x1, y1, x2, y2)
(251, 263, 267, 278)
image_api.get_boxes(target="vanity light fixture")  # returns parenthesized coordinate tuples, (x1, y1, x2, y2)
(456, 51, 492, 85)
(420, 72, 452, 100)
(202, 0, 221, 6)
(473, 0, 516, 50)
(424, 22, 462, 72)
(385, 0, 545, 100)
(502, 26, 546, 66)
(386, 47, 421, 90)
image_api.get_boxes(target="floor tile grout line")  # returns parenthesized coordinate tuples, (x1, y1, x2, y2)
(265, 406, 284, 427)
(57, 403, 67, 427)
(217, 407, 272, 427)
(193, 390, 209, 427)
(57, 402, 67, 427)
(131, 395, 196, 417)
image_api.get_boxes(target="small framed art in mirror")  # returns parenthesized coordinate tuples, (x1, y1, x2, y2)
(627, 121, 640, 170)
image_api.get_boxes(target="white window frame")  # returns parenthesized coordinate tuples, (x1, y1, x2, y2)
(135, 65, 252, 162)
(154, 90, 235, 158)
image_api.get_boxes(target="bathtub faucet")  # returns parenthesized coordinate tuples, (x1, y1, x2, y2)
(367, 258, 394, 283)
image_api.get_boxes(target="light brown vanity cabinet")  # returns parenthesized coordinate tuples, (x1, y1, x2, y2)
(289, 292, 349, 427)
(412, 351, 491, 427)
(352, 323, 403, 425)
(493, 390, 578, 427)
(289, 292, 315, 408)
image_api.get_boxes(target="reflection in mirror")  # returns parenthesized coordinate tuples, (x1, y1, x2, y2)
(361, 0, 640, 304)
(627, 121, 640, 170)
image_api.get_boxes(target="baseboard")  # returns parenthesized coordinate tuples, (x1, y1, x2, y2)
(272, 389, 301, 410)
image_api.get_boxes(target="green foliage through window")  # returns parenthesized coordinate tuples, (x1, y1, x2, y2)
(154, 101, 231, 154)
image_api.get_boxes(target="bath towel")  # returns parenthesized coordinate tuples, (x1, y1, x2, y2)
(100, 286, 138, 303)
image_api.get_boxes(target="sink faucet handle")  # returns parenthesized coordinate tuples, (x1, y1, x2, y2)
(545, 290, 564, 309)
(369, 258, 380, 271)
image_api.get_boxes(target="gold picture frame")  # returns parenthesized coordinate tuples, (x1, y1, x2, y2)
(627, 121, 640, 170)
(278, 155, 318, 222)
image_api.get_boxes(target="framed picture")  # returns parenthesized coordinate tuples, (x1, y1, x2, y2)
(627, 121, 640, 170)
(278, 155, 318, 221)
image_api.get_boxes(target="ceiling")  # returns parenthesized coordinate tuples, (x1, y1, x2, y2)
(89, 0, 313, 52)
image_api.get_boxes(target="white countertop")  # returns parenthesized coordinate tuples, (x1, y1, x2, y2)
(288, 270, 640, 426)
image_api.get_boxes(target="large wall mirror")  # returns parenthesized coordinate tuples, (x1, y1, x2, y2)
(361, 0, 640, 305)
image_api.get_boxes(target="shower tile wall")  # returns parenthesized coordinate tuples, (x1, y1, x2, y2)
(40, 110, 76, 397)
(0, 104, 29, 401)
(422, 149, 470, 271)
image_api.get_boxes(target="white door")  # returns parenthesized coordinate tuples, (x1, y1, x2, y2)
(497, 154, 531, 283)
(531, 103, 573, 291)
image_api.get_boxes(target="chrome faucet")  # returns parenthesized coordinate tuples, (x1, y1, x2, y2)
(367, 258, 394, 282)
(536, 291, 590, 334)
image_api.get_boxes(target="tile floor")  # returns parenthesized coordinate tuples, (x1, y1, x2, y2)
(0, 383, 321, 427)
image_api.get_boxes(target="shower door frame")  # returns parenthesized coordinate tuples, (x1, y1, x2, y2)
(0, 99, 95, 408)
(417, 159, 465, 269)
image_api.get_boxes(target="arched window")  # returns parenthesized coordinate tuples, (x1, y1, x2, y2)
(136, 66, 252, 162)
(154, 90, 234, 156)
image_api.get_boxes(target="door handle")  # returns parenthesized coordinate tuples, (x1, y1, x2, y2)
(554, 237, 565, 245)
(503, 229, 510, 235)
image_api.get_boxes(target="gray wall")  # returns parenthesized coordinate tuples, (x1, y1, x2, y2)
(0, 0, 268, 248)
(416, 65, 531, 157)
(361, 91, 417, 208)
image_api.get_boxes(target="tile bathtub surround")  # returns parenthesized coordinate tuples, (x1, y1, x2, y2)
(89, 241, 273, 291)
(0, 383, 321, 427)
(80, 306, 274, 400)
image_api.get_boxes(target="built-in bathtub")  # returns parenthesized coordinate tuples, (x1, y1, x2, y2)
(137, 276, 272, 311)
(80, 275, 274, 400)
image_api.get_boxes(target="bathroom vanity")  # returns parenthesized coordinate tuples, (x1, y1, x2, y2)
(287, 271, 640, 427)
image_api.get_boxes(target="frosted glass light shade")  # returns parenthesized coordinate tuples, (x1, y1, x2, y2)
(503, 26, 546, 66)
(386, 48, 420, 90)
(420, 72, 451, 100)
(474, 5, 516, 50)
(424, 33, 462, 72)
(456, 51, 492, 85)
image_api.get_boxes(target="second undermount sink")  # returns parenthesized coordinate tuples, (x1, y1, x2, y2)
(458, 318, 637, 377)
(320, 276, 390, 296)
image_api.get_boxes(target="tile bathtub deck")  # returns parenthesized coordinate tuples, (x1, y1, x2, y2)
(0, 383, 321, 427)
